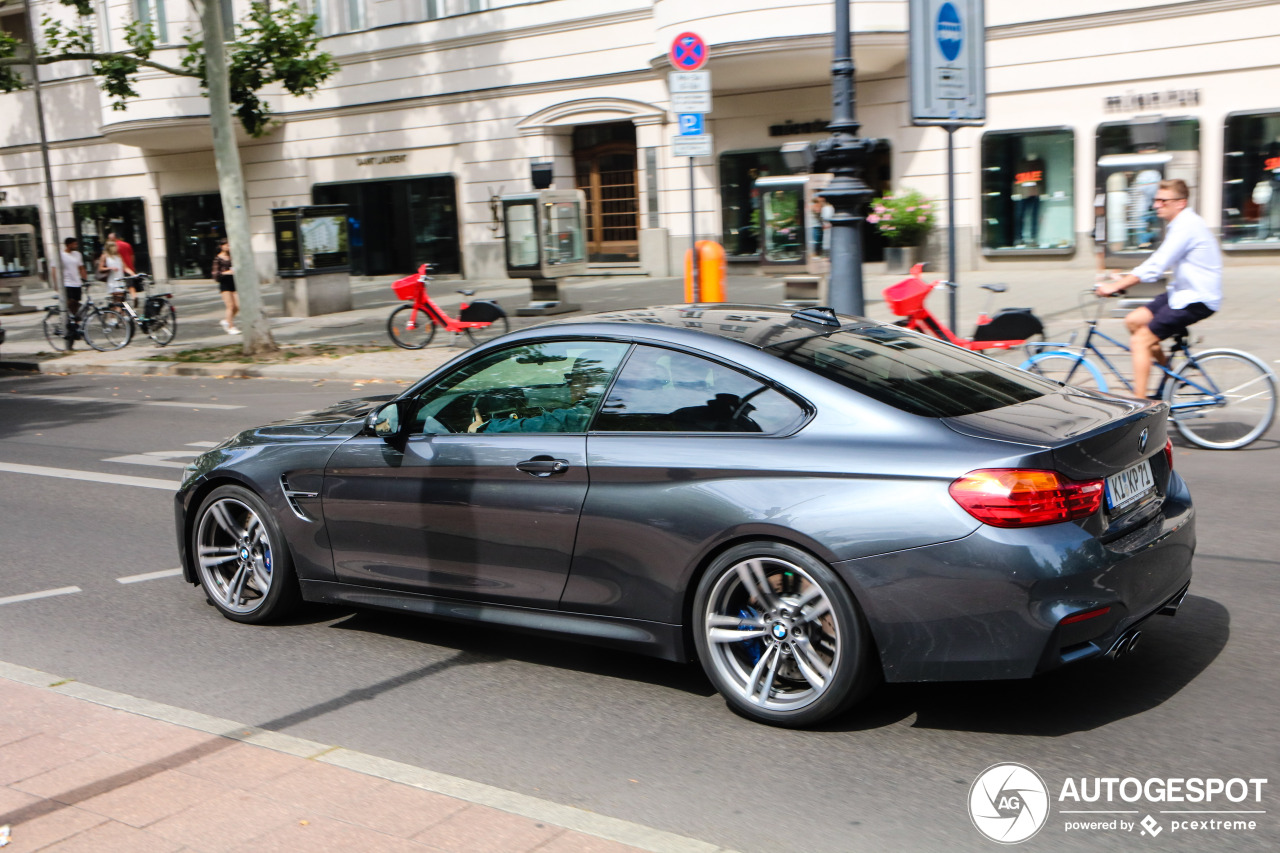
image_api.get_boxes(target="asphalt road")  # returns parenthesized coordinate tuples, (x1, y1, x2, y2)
(0, 371, 1277, 853)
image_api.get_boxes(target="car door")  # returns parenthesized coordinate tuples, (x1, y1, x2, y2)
(322, 340, 629, 608)
(564, 345, 810, 624)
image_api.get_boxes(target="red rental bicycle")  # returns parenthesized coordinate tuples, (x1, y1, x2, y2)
(387, 264, 510, 349)
(883, 263, 1044, 351)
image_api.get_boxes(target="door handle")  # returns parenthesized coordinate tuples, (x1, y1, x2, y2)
(515, 457, 570, 477)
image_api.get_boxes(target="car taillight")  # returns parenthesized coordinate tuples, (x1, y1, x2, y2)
(1163, 438, 1173, 472)
(949, 469, 1104, 528)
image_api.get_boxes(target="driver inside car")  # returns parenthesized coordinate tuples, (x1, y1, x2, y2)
(467, 354, 611, 433)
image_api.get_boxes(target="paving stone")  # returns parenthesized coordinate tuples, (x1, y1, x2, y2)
(412, 804, 565, 853)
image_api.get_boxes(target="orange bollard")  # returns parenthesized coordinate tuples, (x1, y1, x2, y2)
(684, 240, 727, 302)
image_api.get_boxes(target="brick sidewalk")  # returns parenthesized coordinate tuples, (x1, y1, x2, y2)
(0, 675, 697, 853)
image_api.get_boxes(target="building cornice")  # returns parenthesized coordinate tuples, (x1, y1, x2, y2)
(279, 68, 658, 126)
(328, 8, 653, 68)
(988, 0, 1278, 39)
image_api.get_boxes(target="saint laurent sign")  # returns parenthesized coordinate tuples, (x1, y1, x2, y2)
(769, 120, 829, 137)
(356, 153, 408, 166)
(1104, 89, 1200, 113)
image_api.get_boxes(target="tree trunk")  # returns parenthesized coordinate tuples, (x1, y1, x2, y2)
(195, 0, 275, 353)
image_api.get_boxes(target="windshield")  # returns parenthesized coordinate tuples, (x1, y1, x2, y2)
(770, 325, 1054, 417)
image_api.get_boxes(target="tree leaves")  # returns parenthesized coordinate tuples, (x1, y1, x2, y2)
(0, 0, 336, 136)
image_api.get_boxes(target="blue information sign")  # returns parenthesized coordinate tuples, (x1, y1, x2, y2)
(936, 2, 962, 61)
(677, 113, 704, 136)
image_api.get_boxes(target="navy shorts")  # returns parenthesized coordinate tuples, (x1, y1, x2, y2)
(1146, 292, 1214, 340)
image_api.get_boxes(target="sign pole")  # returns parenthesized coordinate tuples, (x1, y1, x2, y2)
(946, 123, 958, 333)
(669, 32, 710, 304)
(689, 158, 700, 302)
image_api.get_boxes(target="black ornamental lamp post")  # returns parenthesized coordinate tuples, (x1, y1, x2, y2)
(782, 0, 878, 316)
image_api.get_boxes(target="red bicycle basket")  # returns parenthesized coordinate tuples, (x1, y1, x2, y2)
(392, 274, 423, 301)
(882, 277, 933, 316)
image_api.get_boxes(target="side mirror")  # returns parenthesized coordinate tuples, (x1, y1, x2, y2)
(365, 401, 403, 439)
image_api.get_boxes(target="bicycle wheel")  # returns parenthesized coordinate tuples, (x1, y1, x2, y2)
(387, 304, 436, 349)
(82, 307, 133, 351)
(1163, 348, 1277, 450)
(464, 311, 510, 346)
(42, 308, 72, 352)
(146, 303, 178, 346)
(1020, 350, 1109, 393)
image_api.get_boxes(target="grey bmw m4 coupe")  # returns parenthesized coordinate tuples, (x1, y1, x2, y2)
(176, 305, 1194, 727)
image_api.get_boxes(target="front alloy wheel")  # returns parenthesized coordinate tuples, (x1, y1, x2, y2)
(693, 543, 875, 726)
(194, 486, 298, 623)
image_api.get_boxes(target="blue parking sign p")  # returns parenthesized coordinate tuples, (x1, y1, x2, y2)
(678, 113, 704, 136)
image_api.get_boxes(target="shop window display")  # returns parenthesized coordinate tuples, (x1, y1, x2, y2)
(1095, 119, 1199, 258)
(1223, 112, 1280, 246)
(981, 129, 1075, 252)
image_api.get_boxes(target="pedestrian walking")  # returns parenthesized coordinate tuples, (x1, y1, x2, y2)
(60, 237, 87, 315)
(211, 239, 240, 335)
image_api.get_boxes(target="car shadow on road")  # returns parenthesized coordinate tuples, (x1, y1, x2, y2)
(823, 594, 1229, 736)
(324, 607, 719, 697)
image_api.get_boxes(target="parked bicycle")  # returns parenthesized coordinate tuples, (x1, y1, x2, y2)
(883, 263, 1044, 351)
(387, 264, 510, 349)
(111, 273, 177, 346)
(1021, 291, 1277, 449)
(43, 282, 131, 352)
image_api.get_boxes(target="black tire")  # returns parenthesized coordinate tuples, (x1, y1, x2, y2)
(82, 307, 133, 351)
(43, 308, 72, 352)
(387, 304, 436, 349)
(146, 303, 178, 346)
(192, 484, 300, 624)
(464, 310, 511, 346)
(1163, 348, 1278, 450)
(692, 542, 877, 727)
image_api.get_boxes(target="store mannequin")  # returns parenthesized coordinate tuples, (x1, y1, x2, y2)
(1013, 152, 1046, 245)
(1263, 135, 1280, 239)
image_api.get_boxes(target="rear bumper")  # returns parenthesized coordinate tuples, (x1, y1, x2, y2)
(835, 471, 1195, 683)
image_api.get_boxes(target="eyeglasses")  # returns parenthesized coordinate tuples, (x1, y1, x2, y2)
(1152, 197, 1187, 206)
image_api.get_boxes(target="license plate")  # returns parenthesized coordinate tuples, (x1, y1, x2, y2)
(1106, 459, 1155, 512)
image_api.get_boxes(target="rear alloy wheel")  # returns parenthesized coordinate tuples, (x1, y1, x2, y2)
(193, 485, 299, 623)
(693, 542, 876, 727)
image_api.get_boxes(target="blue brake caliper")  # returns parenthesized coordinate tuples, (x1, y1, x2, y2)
(738, 607, 764, 665)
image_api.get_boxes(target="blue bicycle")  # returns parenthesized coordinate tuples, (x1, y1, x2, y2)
(1021, 293, 1277, 450)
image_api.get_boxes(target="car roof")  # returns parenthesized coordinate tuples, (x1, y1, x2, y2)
(535, 304, 869, 349)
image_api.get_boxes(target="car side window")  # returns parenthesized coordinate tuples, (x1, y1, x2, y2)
(411, 341, 629, 434)
(594, 346, 805, 434)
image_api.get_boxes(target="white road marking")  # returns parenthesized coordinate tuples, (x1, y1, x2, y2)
(116, 569, 183, 584)
(0, 462, 176, 490)
(0, 586, 82, 606)
(103, 449, 201, 469)
(7, 393, 243, 410)
(187, 441, 220, 447)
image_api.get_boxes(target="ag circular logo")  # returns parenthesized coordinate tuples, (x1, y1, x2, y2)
(968, 763, 1050, 844)
(936, 2, 963, 62)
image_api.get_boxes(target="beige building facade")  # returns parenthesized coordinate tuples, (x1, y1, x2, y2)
(1, 0, 1278, 288)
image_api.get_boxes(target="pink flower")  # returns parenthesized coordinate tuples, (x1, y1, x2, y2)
(906, 206, 915, 212)
(917, 215, 927, 222)
(867, 214, 880, 223)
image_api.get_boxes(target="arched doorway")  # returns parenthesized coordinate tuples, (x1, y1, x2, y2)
(573, 123, 639, 262)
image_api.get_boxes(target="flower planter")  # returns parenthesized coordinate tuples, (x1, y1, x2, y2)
(884, 246, 918, 275)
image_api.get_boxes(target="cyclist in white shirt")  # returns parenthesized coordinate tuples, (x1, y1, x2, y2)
(1095, 179, 1222, 397)
(60, 237, 88, 314)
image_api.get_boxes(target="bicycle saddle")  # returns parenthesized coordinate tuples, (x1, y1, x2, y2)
(980, 283, 1007, 293)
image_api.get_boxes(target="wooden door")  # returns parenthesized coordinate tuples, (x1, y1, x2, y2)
(574, 141, 639, 262)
